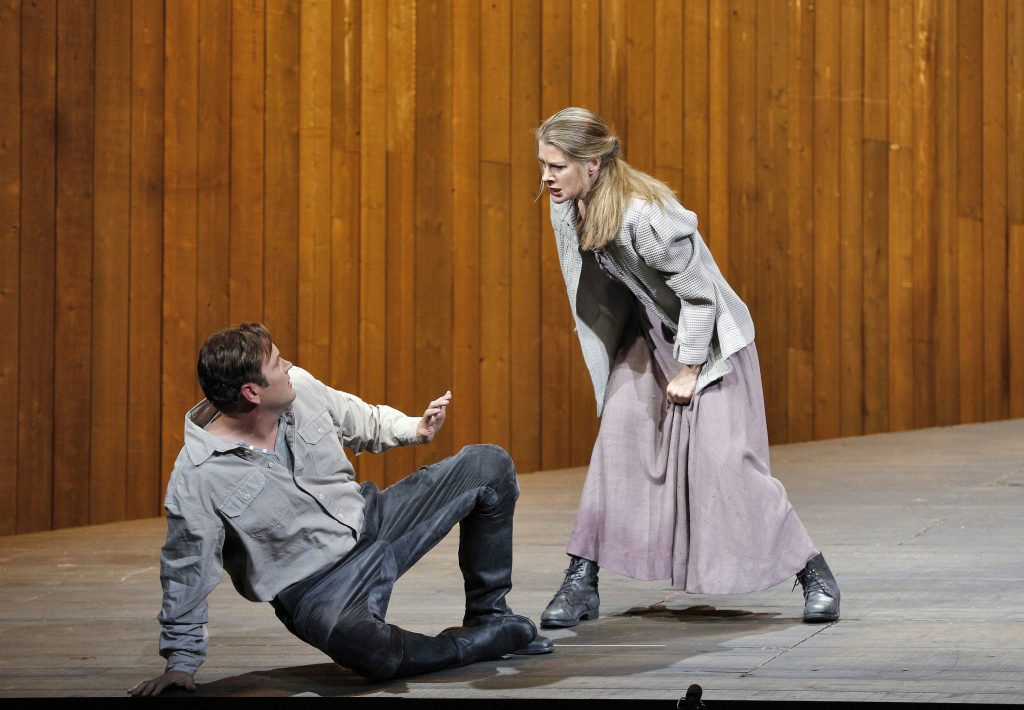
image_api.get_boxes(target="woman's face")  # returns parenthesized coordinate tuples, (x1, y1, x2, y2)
(538, 142, 599, 204)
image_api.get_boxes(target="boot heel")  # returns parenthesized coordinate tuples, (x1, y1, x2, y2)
(580, 608, 599, 621)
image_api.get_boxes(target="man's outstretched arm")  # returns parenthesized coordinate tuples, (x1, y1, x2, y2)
(131, 485, 225, 696)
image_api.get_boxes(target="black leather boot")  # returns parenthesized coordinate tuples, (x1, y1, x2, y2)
(540, 555, 600, 628)
(441, 614, 539, 667)
(795, 552, 840, 622)
(457, 472, 554, 655)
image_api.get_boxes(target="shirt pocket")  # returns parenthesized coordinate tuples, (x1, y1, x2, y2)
(298, 409, 346, 478)
(217, 469, 285, 538)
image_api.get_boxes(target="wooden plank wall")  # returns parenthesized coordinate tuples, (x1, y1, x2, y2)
(2, 0, 1022, 534)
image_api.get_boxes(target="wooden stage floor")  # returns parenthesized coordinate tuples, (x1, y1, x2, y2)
(2, 419, 1023, 704)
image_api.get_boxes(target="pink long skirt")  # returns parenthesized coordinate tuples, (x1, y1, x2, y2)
(566, 310, 817, 594)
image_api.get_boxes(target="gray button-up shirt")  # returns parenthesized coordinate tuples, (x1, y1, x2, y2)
(157, 367, 421, 675)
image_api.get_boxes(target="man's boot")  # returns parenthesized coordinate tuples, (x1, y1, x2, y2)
(795, 552, 840, 622)
(441, 614, 539, 667)
(458, 487, 554, 655)
(540, 555, 600, 628)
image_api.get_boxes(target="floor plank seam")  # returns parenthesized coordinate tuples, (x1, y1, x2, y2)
(739, 621, 838, 678)
(898, 517, 945, 544)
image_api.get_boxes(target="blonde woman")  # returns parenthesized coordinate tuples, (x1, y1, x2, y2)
(536, 107, 839, 627)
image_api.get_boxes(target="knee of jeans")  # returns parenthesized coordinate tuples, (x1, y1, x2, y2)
(461, 444, 518, 500)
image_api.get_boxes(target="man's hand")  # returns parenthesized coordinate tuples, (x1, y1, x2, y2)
(666, 364, 702, 405)
(128, 670, 196, 697)
(417, 390, 452, 443)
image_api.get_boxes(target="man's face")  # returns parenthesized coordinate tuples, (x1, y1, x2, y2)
(255, 344, 295, 412)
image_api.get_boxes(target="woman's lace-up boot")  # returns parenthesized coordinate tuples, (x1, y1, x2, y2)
(795, 552, 840, 622)
(540, 555, 600, 628)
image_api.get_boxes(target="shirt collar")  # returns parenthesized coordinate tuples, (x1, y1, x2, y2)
(183, 400, 236, 465)
(182, 400, 293, 466)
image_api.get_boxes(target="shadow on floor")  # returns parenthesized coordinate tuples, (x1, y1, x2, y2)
(178, 605, 800, 697)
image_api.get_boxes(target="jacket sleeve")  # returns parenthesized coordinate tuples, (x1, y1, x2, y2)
(156, 478, 226, 677)
(635, 202, 717, 365)
(297, 368, 421, 454)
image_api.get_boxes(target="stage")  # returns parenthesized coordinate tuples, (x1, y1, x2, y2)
(2, 419, 1023, 704)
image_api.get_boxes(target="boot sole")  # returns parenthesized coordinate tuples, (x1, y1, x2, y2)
(802, 612, 839, 623)
(540, 608, 599, 629)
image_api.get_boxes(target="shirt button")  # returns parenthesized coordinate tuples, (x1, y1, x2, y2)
(249, 445, 254, 450)
(268, 462, 274, 468)
(243, 493, 251, 499)
(317, 427, 323, 433)
(262, 448, 268, 453)
(318, 493, 325, 500)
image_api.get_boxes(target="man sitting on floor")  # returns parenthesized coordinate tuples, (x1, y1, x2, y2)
(130, 323, 551, 696)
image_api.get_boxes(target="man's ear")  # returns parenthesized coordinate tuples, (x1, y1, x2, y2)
(240, 383, 260, 405)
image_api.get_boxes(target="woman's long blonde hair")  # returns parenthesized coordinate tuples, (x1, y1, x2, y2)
(536, 107, 675, 251)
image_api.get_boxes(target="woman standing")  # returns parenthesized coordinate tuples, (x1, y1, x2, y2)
(536, 107, 839, 627)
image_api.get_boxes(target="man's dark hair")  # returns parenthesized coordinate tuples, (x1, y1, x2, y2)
(197, 323, 273, 413)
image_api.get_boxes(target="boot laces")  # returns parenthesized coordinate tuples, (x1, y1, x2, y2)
(794, 567, 827, 596)
(556, 560, 590, 595)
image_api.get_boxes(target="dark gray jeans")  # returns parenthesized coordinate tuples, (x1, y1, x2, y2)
(271, 444, 519, 680)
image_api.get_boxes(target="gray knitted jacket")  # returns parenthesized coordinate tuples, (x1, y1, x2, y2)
(550, 195, 755, 415)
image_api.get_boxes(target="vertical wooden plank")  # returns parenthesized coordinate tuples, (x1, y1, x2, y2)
(53, 0, 95, 529)
(911, 0, 938, 430)
(813, 0, 840, 440)
(861, 0, 888, 434)
(91, 0, 131, 524)
(299, 0, 330, 373)
(1009, 2, 1023, 232)
(196, 0, 230, 344)
(413, 0, 453, 467)
(756, 0, 788, 443)
(1011, 226, 1024, 417)
(599, 0, 626, 143)
(18, 0, 56, 532)
(570, 0, 599, 104)
(540, 0, 571, 470)
(652, 0, 682, 190)
(786, 0, 815, 443)
(838, 0, 864, 437)
(682, 0, 709, 218)
(727, 0, 756, 324)
(162, 0, 200, 492)
(509, 0, 541, 473)
(933, 0, 959, 426)
(383, 0, 416, 483)
(707, 0, 729, 262)
(479, 0, 511, 452)
(127, 0, 163, 519)
(1009, 2, 1023, 418)
(957, 1, 984, 423)
(887, 0, 914, 432)
(328, 0, 359, 394)
(231, 0, 266, 326)
(452, 0, 481, 456)
(957, 216, 984, 423)
(625, 0, 654, 173)
(358, 0, 386, 485)
(981, 0, 1008, 421)
(862, 141, 890, 435)
(568, 0, 600, 466)
(0, 0, 20, 535)
(266, 0, 300, 361)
